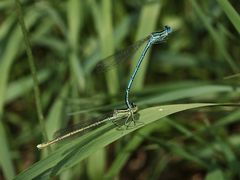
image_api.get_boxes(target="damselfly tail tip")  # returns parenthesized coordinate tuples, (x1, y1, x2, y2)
(36, 144, 42, 149)
(37, 144, 45, 150)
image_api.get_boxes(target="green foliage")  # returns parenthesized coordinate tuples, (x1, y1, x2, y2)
(0, 0, 239, 179)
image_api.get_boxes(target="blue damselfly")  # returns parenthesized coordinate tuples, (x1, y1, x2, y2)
(95, 26, 172, 124)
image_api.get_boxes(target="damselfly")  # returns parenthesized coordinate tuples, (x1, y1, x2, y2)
(96, 26, 172, 124)
(37, 26, 172, 149)
(37, 105, 138, 149)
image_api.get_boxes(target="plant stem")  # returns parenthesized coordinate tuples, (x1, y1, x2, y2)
(15, 0, 48, 143)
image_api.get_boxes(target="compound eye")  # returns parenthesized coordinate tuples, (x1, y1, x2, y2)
(164, 25, 172, 34)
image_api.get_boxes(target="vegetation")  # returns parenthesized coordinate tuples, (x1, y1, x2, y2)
(0, 0, 239, 179)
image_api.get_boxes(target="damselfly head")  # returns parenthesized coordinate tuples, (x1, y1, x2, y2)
(164, 25, 172, 34)
(150, 25, 172, 44)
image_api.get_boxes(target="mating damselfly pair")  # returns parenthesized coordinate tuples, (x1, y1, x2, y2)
(37, 26, 172, 149)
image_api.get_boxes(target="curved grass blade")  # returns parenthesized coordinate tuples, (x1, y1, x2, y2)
(15, 103, 239, 179)
(94, 35, 150, 73)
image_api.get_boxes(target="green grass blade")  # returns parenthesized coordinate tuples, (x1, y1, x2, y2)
(216, 0, 240, 33)
(67, 0, 82, 49)
(0, 124, 15, 179)
(67, 0, 85, 91)
(89, 0, 118, 95)
(140, 84, 238, 105)
(105, 123, 158, 179)
(206, 169, 225, 180)
(14, 103, 234, 179)
(87, 149, 106, 180)
(0, 17, 24, 180)
(15, 0, 48, 144)
(6, 70, 50, 103)
(44, 84, 69, 142)
(161, 140, 209, 168)
(190, 0, 239, 73)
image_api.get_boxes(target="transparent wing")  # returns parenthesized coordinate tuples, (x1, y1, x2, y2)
(53, 113, 112, 139)
(52, 110, 136, 139)
(95, 35, 150, 73)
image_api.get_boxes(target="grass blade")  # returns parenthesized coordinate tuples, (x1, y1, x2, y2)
(216, 0, 240, 33)
(14, 103, 236, 179)
(190, 0, 239, 73)
(105, 123, 158, 179)
(89, 0, 118, 95)
(67, 0, 85, 91)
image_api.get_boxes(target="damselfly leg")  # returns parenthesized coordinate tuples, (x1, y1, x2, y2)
(113, 103, 139, 129)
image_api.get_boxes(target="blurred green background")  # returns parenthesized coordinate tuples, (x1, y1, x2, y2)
(0, 0, 240, 179)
